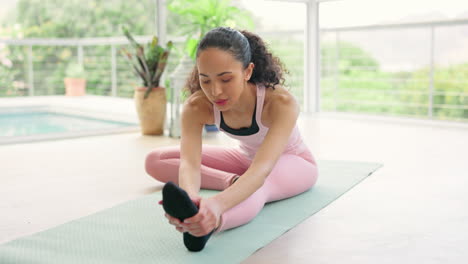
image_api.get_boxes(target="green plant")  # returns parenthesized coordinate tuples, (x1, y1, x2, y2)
(65, 62, 85, 78)
(121, 26, 173, 99)
(168, 0, 253, 60)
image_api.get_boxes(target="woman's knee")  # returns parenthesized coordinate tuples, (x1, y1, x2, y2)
(265, 156, 318, 200)
(145, 146, 181, 182)
(295, 161, 318, 191)
(145, 150, 163, 179)
(306, 164, 319, 189)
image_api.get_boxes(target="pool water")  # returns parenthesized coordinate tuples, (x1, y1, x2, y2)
(0, 108, 137, 138)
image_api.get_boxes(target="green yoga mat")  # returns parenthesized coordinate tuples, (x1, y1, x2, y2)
(0, 160, 381, 264)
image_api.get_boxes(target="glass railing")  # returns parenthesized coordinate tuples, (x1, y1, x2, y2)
(2, 21, 468, 122)
(0, 36, 184, 98)
(0, 32, 304, 100)
(320, 19, 468, 122)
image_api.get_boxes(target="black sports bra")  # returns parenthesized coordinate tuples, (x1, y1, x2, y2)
(220, 103, 259, 136)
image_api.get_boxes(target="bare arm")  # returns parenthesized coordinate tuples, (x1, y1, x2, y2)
(210, 91, 300, 214)
(178, 93, 212, 197)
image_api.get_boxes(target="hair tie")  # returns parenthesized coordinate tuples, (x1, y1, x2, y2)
(236, 30, 252, 62)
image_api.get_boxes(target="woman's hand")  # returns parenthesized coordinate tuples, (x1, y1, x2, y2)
(162, 194, 202, 233)
(183, 197, 222, 237)
(165, 197, 222, 237)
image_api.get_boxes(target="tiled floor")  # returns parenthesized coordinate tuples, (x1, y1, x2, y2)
(1, 96, 468, 263)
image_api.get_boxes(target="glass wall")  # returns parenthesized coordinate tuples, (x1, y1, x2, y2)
(0, 0, 157, 97)
(320, 0, 468, 121)
(1, 0, 467, 122)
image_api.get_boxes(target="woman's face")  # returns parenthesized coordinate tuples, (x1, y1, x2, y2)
(197, 47, 253, 110)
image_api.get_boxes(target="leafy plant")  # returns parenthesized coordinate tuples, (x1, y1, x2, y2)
(65, 62, 85, 78)
(168, 0, 254, 60)
(121, 26, 173, 99)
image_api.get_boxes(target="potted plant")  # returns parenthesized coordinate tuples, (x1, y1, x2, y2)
(64, 62, 86, 96)
(121, 26, 173, 135)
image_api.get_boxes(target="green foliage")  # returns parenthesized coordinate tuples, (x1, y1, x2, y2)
(121, 26, 173, 99)
(65, 62, 85, 78)
(321, 41, 379, 77)
(167, 0, 254, 60)
(416, 63, 468, 120)
(11, 0, 155, 38)
(321, 41, 468, 120)
(1, 0, 157, 97)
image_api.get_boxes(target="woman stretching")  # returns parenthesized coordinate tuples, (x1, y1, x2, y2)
(145, 27, 318, 251)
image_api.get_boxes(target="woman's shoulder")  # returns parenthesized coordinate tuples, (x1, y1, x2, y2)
(262, 84, 299, 126)
(264, 84, 298, 108)
(183, 90, 215, 124)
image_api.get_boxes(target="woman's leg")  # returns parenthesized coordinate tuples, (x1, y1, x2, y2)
(145, 145, 250, 191)
(215, 154, 318, 232)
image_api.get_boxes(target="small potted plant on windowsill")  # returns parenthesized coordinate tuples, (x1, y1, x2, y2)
(64, 62, 86, 96)
(121, 26, 173, 135)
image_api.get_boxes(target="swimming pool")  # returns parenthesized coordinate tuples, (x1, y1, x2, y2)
(0, 106, 138, 144)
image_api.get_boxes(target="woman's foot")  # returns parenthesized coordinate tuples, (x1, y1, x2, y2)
(162, 181, 213, 252)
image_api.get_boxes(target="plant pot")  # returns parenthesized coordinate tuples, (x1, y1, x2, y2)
(64, 78, 86, 96)
(134, 86, 167, 135)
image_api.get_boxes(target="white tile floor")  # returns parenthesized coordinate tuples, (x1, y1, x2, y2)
(1, 96, 468, 263)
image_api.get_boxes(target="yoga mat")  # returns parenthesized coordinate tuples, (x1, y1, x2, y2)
(0, 160, 381, 264)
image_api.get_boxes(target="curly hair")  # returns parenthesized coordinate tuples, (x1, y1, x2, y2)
(186, 27, 288, 94)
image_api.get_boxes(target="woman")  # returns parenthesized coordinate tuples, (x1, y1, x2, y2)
(145, 27, 318, 251)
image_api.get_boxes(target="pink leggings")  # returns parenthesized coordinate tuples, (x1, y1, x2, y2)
(145, 145, 318, 233)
